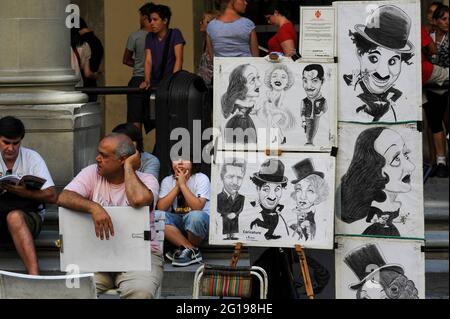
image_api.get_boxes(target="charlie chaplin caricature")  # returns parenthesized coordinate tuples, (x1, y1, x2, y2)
(343, 5, 415, 122)
(301, 64, 328, 146)
(344, 243, 419, 299)
(289, 159, 329, 241)
(217, 159, 246, 240)
(250, 159, 289, 240)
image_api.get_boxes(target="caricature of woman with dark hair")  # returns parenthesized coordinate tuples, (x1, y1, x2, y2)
(260, 64, 296, 144)
(340, 127, 415, 236)
(221, 64, 261, 144)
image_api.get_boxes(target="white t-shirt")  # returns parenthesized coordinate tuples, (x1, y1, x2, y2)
(0, 147, 55, 218)
(159, 173, 210, 213)
(0, 147, 55, 190)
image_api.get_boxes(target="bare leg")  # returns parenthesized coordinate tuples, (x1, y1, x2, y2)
(187, 231, 202, 247)
(164, 224, 194, 249)
(434, 132, 447, 159)
(276, 124, 285, 143)
(6, 210, 39, 275)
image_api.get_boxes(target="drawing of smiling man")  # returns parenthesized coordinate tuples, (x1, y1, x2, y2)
(343, 5, 415, 122)
(301, 64, 328, 146)
(217, 159, 246, 240)
(249, 159, 289, 240)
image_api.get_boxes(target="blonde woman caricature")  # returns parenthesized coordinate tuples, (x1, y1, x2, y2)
(260, 64, 296, 145)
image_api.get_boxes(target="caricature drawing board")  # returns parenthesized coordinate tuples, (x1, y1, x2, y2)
(334, 0, 422, 123)
(213, 57, 337, 152)
(209, 151, 335, 249)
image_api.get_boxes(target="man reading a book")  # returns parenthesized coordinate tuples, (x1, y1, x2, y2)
(0, 116, 58, 275)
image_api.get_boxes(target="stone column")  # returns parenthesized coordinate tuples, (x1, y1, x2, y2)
(0, 0, 102, 187)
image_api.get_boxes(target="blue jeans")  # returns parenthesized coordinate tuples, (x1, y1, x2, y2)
(159, 210, 209, 240)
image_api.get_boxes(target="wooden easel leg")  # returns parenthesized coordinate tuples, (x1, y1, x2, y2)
(230, 242, 242, 269)
(295, 244, 314, 299)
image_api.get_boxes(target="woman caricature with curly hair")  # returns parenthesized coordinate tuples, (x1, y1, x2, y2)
(260, 64, 296, 145)
(340, 127, 415, 236)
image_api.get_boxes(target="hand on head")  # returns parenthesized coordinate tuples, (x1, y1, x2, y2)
(124, 149, 141, 171)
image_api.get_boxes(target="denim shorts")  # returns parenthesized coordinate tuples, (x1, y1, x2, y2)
(161, 210, 210, 240)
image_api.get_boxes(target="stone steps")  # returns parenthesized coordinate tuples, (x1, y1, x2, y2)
(0, 177, 447, 298)
(3, 227, 447, 252)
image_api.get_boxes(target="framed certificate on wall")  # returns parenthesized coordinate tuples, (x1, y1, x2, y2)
(299, 6, 336, 61)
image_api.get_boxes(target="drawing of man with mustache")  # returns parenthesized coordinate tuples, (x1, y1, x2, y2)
(300, 64, 328, 146)
(343, 5, 415, 122)
(249, 159, 289, 240)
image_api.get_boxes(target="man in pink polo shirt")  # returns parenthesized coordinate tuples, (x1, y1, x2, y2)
(58, 133, 161, 299)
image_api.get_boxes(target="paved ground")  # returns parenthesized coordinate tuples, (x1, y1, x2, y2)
(424, 175, 449, 299)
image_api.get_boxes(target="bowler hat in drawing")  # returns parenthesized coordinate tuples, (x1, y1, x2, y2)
(291, 158, 324, 184)
(354, 5, 414, 53)
(251, 158, 288, 184)
(344, 243, 405, 290)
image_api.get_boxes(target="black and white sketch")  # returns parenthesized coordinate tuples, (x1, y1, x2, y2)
(260, 64, 296, 145)
(289, 159, 330, 241)
(210, 151, 335, 249)
(217, 158, 246, 240)
(214, 58, 337, 151)
(249, 158, 289, 240)
(335, 1, 421, 123)
(335, 236, 425, 299)
(221, 63, 260, 145)
(300, 64, 328, 146)
(335, 123, 424, 239)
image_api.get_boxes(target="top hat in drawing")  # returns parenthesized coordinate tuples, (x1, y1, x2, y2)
(291, 158, 324, 184)
(251, 158, 288, 184)
(354, 5, 414, 53)
(344, 243, 405, 290)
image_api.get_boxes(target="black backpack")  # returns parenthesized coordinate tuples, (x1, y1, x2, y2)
(154, 70, 212, 181)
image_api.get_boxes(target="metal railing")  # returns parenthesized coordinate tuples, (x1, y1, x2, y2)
(75, 86, 157, 119)
(75, 86, 157, 95)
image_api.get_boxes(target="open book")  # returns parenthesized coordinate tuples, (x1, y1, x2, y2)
(0, 174, 46, 190)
